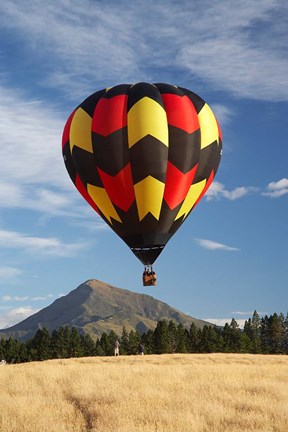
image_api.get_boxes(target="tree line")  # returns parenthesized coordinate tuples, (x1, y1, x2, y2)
(1, 311, 288, 363)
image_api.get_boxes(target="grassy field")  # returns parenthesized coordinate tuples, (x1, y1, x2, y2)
(1, 353, 288, 432)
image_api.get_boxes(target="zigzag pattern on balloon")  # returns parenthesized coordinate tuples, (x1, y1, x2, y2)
(62, 82, 222, 265)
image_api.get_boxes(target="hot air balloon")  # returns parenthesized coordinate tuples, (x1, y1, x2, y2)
(62, 83, 222, 286)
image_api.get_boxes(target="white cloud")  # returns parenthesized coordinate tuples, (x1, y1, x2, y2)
(1, 294, 54, 302)
(0, 86, 66, 187)
(0, 306, 39, 329)
(0, 86, 108, 227)
(195, 238, 239, 251)
(231, 310, 267, 316)
(0, 266, 22, 280)
(0, 229, 89, 257)
(0, 1, 287, 101)
(210, 104, 234, 126)
(206, 318, 246, 329)
(262, 178, 288, 198)
(206, 181, 257, 200)
(231, 311, 254, 316)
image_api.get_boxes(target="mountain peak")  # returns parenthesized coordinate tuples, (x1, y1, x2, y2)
(0, 279, 211, 340)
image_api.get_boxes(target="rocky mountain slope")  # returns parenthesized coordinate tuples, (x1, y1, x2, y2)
(0, 279, 212, 340)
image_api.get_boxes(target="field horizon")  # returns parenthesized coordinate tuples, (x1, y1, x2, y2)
(1, 353, 288, 431)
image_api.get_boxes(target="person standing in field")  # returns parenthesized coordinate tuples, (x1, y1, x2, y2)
(139, 343, 144, 355)
(114, 339, 120, 356)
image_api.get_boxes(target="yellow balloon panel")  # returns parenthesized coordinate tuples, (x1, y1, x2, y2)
(198, 104, 219, 149)
(87, 184, 121, 224)
(127, 97, 169, 148)
(175, 179, 206, 220)
(134, 176, 165, 221)
(70, 108, 93, 153)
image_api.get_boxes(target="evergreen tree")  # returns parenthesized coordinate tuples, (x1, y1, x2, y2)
(168, 320, 178, 353)
(128, 330, 140, 355)
(282, 313, 288, 354)
(251, 310, 261, 353)
(81, 333, 96, 357)
(199, 325, 219, 353)
(51, 327, 70, 358)
(239, 332, 253, 353)
(120, 327, 129, 355)
(95, 338, 105, 356)
(176, 323, 188, 353)
(269, 313, 284, 354)
(30, 328, 52, 361)
(4, 337, 22, 363)
(0, 338, 5, 360)
(188, 323, 200, 353)
(228, 318, 242, 352)
(69, 327, 83, 357)
(19, 343, 29, 363)
(141, 329, 154, 354)
(260, 315, 270, 353)
(98, 332, 113, 355)
(153, 320, 170, 354)
(51, 329, 61, 358)
(221, 319, 241, 352)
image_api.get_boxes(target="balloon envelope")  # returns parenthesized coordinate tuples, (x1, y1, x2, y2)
(62, 83, 222, 265)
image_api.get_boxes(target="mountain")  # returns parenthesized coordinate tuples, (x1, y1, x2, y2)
(0, 279, 212, 340)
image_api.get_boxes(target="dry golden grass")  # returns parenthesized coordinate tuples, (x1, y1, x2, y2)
(1, 354, 288, 432)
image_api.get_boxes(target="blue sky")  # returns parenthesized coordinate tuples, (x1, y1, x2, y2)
(0, 0, 287, 329)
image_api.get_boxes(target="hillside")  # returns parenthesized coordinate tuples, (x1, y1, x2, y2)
(0, 279, 211, 340)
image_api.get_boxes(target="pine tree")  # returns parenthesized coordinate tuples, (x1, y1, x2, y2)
(269, 313, 284, 354)
(99, 332, 113, 355)
(50, 327, 71, 358)
(176, 323, 188, 353)
(260, 315, 270, 353)
(80, 333, 96, 357)
(228, 318, 241, 352)
(120, 327, 129, 355)
(69, 327, 83, 357)
(153, 320, 170, 354)
(128, 330, 140, 355)
(3, 337, 21, 363)
(251, 310, 261, 353)
(168, 320, 177, 353)
(30, 328, 52, 361)
(141, 329, 154, 354)
(282, 313, 288, 354)
(0, 338, 5, 361)
(240, 332, 253, 353)
(95, 338, 105, 356)
(188, 323, 200, 353)
(199, 325, 219, 353)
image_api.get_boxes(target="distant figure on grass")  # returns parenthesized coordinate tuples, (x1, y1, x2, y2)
(114, 340, 120, 356)
(138, 343, 144, 355)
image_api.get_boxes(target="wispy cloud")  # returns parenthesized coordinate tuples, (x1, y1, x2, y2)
(262, 178, 288, 198)
(0, 306, 39, 329)
(1, 294, 54, 302)
(231, 310, 267, 316)
(0, 229, 89, 257)
(206, 181, 258, 201)
(0, 86, 66, 187)
(210, 104, 234, 126)
(0, 1, 287, 101)
(0, 266, 22, 280)
(195, 238, 239, 251)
